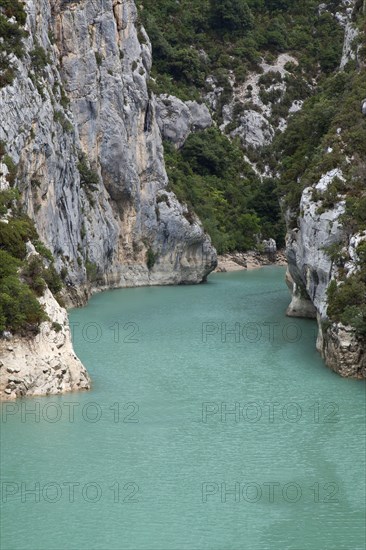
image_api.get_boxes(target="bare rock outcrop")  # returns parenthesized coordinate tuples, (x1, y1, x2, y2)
(0, 288, 91, 399)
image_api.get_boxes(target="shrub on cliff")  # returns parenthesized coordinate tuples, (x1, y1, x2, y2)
(0, 275, 47, 334)
(0, 0, 27, 87)
(0, 188, 64, 335)
(0, 218, 38, 260)
(327, 277, 366, 336)
(0, 251, 47, 334)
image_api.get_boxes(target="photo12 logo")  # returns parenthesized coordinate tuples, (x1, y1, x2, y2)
(1, 401, 140, 424)
(1, 481, 140, 504)
(201, 401, 340, 424)
(35, 320, 140, 346)
(201, 321, 308, 344)
(201, 481, 340, 504)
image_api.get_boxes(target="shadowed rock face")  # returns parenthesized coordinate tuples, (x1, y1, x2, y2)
(0, 0, 217, 297)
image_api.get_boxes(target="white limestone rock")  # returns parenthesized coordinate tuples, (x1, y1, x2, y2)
(0, 288, 91, 400)
(285, 167, 366, 378)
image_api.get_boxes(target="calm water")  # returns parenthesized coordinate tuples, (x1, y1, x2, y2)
(1, 267, 365, 550)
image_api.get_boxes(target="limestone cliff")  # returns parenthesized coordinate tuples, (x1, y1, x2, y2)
(285, 1, 366, 379)
(0, 0, 216, 294)
(0, 0, 217, 399)
(285, 170, 366, 378)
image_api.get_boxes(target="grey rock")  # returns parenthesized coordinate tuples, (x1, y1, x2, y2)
(317, 318, 366, 379)
(362, 99, 366, 116)
(156, 94, 212, 148)
(0, 0, 216, 296)
(230, 110, 274, 148)
(285, 168, 365, 378)
(262, 238, 277, 262)
(0, 0, 217, 399)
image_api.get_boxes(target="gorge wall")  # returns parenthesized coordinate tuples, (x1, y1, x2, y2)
(284, 1, 366, 378)
(0, 0, 217, 399)
(1, 0, 217, 295)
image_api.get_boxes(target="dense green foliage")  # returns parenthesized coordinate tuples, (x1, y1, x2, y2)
(0, 0, 27, 87)
(327, 273, 366, 336)
(210, 0, 254, 31)
(275, 70, 366, 213)
(140, 0, 346, 251)
(140, 0, 343, 100)
(164, 128, 284, 252)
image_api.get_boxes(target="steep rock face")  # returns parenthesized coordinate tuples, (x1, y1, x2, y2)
(0, 0, 217, 399)
(0, 0, 216, 296)
(286, 170, 346, 319)
(285, 169, 366, 378)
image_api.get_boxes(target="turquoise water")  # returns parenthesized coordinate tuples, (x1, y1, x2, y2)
(1, 267, 365, 550)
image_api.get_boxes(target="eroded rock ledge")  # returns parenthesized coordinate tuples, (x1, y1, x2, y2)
(285, 170, 366, 379)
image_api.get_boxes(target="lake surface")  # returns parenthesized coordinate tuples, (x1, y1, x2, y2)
(1, 267, 365, 550)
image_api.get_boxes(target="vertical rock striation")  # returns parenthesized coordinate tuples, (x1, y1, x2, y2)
(1, 0, 217, 297)
(0, 0, 217, 399)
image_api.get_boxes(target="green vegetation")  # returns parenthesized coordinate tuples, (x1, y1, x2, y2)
(327, 274, 366, 336)
(146, 248, 157, 270)
(52, 321, 62, 333)
(275, 69, 366, 213)
(210, 0, 254, 31)
(140, 0, 343, 100)
(77, 154, 99, 205)
(54, 110, 73, 133)
(0, 144, 64, 334)
(325, 237, 366, 337)
(0, 0, 27, 87)
(0, 188, 20, 216)
(165, 128, 284, 253)
(30, 42, 50, 73)
(85, 259, 99, 283)
(2, 154, 18, 186)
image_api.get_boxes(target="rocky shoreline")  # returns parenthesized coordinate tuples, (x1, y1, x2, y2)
(215, 250, 287, 272)
(0, 288, 91, 400)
